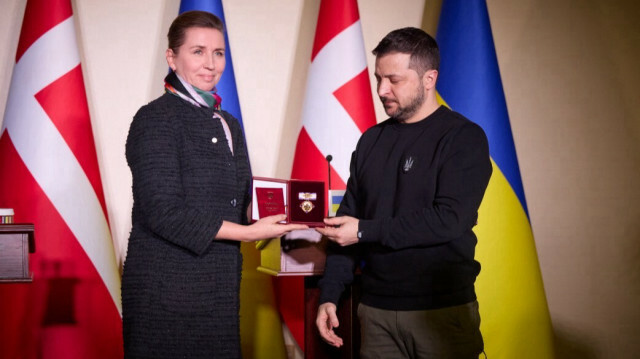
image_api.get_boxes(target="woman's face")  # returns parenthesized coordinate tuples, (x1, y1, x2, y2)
(166, 27, 225, 91)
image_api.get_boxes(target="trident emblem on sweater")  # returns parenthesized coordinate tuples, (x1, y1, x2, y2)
(403, 157, 414, 173)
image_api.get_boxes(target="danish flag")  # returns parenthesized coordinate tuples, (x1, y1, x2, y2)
(0, 0, 122, 358)
(277, 0, 377, 352)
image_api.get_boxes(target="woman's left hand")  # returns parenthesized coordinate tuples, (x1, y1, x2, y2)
(216, 216, 308, 242)
(245, 214, 309, 242)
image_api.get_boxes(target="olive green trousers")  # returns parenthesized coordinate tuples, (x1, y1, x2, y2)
(357, 301, 484, 359)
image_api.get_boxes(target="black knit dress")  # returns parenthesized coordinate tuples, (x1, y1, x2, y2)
(122, 92, 251, 358)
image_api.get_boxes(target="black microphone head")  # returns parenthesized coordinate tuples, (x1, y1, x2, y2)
(326, 154, 333, 162)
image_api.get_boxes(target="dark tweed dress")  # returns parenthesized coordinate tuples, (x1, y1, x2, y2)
(122, 91, 251, 358)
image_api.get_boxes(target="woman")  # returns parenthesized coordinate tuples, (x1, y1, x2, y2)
(122, 11, 306, 358)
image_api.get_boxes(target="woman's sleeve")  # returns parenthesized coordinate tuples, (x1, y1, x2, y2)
(126, 105, 223, 255)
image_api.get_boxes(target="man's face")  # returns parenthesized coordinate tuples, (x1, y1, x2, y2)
(374, 52, 425, 122)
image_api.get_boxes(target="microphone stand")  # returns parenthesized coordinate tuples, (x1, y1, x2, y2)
(326, 155, 332, 217)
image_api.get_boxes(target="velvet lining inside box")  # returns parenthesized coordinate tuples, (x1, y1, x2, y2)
(252, 177, 325, 227)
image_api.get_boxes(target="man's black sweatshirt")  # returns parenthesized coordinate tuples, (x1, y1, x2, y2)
(319, 105, 492, 310)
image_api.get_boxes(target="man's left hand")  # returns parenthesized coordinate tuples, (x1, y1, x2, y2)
(315, 216, 359, 246)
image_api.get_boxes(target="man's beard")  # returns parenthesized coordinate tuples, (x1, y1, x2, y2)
(384, 84, 425, 122)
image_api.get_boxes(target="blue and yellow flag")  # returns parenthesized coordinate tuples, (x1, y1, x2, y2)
(178, 2, 286, 358)
(435, 0, 555, 357)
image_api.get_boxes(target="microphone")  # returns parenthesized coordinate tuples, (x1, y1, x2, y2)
(325, 155, 333, 191)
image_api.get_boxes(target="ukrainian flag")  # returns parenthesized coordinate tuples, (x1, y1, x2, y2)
(329, 190, 345, 217)
(178, 2, 286, 358)
(434, 0, 555, 357)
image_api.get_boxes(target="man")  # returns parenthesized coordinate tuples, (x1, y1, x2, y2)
(315, 27, 492, 358)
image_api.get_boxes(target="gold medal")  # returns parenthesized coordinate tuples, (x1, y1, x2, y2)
(300, 200, 314, 214)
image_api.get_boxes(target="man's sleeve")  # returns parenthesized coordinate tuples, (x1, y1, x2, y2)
(318, 151, 360, 305)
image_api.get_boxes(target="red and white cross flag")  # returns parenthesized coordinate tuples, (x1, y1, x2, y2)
(0, 0, 122, 358)
(277, 0, 377, 353)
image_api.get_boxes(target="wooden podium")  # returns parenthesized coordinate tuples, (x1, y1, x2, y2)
(0, 224, 35, 282)
(257, 233, 360, 358)
(257, 234, 328, 276)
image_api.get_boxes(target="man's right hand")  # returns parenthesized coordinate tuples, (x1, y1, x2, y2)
(316, 302, 344, 348)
